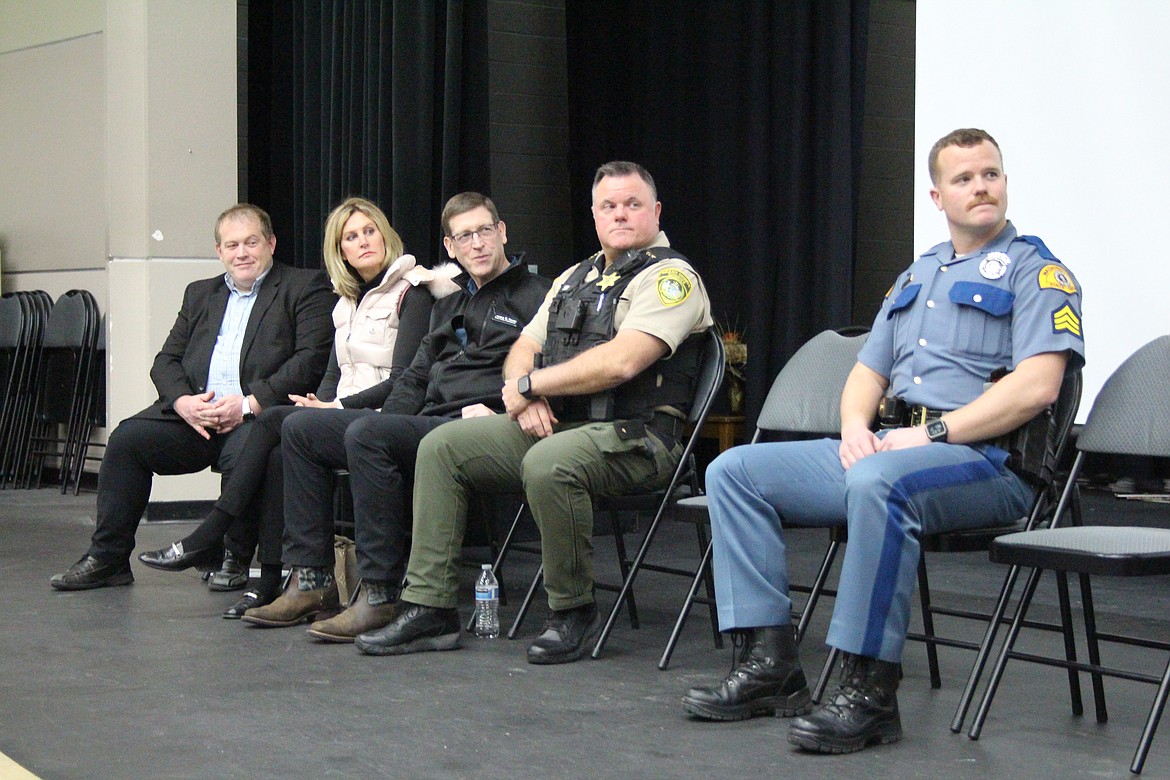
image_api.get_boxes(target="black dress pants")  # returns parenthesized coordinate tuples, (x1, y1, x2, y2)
(87, 415, 252, 564)
(216, 405, 301, 566)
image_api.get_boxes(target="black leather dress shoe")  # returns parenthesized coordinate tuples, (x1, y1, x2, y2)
(223, 586, 278, 619)
(207, 549, 251, 592)
(355, 603, 461, 656)
(137, 541, 223, 572)
(527, 602, 601, 665)
(50, 555, 134, 591)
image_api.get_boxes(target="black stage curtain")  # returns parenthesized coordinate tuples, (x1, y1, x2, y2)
(247, 0, 490, 269)
(565, 1, 869, 427)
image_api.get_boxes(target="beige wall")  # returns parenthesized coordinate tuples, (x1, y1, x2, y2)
(0, 31, 106, 277)
(1, 0, 238, 502)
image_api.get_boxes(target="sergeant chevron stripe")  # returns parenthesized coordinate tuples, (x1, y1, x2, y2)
(1051, 304, 1082, 338)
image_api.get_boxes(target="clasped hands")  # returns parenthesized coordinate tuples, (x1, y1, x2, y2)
(173, 391, 254, 440)
(502, 376, 558, 438)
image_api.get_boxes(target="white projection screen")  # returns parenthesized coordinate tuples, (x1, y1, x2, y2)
(915, 1, 1170, 420)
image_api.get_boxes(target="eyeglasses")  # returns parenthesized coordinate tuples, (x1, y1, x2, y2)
(450, 223, 499, 247)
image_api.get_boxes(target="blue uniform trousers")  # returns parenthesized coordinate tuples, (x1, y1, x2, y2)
(708, 436, 1032, 662)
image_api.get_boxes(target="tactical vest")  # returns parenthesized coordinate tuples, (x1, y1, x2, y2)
(541, 247, 702, 424)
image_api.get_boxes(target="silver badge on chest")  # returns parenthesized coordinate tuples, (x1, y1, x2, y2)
(979, 251, 1011, 280)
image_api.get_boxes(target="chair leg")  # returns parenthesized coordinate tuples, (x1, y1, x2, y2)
(658, 538, 715, 670)
(609, 508, 639, 629)
(813, 646, 841, 704)
(796, 538, 841, 643)
(1132, 653, 1170, 775)
(466, 502, 528, 633)
(592, 505, 671, 660)
(694, 521, 722, 649)
(916, 552, 942, 689)
(507, 564, 543, 639)
(951, 562, 1025, 733)
(969, 565, 1046, 740)
(1077, 571, 1108, 723)
(1055, 570, 1085, 717)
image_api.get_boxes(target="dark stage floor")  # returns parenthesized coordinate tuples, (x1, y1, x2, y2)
(2, 486, 1169, 779)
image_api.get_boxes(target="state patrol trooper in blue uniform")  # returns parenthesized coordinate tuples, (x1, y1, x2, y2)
(682, 128, 1086, 755)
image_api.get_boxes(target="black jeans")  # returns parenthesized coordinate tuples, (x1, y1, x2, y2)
(214, 405, 300, 566)
(281, 409, 451, 582)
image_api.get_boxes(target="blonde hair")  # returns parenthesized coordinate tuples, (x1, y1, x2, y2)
(322, 197, 404, 300)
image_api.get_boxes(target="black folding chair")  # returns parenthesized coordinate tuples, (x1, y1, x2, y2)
(69, 312, 107, 494)
(27, 290, 100, 492)
(658, 327, 869, 669)
(968, 335, 1170, 775)
(0, 291, 52, 488)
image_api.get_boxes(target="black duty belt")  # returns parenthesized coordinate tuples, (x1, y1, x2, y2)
(877, 396, 945, 429)
(650, 410, 685, 442)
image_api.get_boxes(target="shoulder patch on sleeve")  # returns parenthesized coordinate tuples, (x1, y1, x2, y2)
(1052, 303, 1083, 339)
(656, 268, 693, 307)
(1018, 234, 1059, 262)
(1038, 264, 1077, 294)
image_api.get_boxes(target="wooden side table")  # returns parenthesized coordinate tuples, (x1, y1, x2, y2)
(697, 415, 746, 453)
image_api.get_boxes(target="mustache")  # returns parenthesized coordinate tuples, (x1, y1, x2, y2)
(969, 195, 999, 210)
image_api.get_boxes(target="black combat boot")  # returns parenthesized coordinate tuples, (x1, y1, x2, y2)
(681, 626, 812, 721)
(787, 651, 902, 753)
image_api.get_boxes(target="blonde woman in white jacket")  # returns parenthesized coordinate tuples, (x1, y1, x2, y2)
(138, 197, 461, 617)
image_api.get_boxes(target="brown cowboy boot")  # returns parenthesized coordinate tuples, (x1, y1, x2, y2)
(307, 581, 401, 642)
(241, 567, 339, 628)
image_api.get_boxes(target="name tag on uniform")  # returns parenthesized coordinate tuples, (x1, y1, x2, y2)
(492, 313, 519, 327)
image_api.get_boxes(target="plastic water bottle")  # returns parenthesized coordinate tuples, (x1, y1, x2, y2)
(474, 564, 500, 638)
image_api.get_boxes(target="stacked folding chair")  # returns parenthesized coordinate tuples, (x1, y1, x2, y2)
(25, 290, 102, 492)
(69, 315, 107, 494)
(0, 291, 52, 488)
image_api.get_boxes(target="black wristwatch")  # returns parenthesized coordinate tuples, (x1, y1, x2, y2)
(925, 418, 948, 443)
(517, 373, 536, 400)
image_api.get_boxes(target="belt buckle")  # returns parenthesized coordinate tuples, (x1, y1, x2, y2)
(909, 406, 927, 427)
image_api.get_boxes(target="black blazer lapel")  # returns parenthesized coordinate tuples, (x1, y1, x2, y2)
(240, 262, 282, 371)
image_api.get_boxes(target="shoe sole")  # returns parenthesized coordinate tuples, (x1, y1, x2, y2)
(240, 610, 324, 628)
(50, 572, 134, 591)
(526, 614, 602, 665)
(355, 631, 462, 656)
(681, 687, 812, 721)
(306, 628, 357, 643)
(787, 722, 902, 754)
(207, 576, 248, 592)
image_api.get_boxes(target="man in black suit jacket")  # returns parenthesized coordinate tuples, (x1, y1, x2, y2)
(51, 204, 335, 590)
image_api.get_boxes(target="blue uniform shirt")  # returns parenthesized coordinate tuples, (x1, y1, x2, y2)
(858, 221, 1085, 410)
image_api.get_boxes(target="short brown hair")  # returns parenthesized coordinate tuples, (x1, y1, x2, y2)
(214, 203, 273, 245)
(928, 128, 1002, 185)
(592, 161, 657, 201)
(440, 192, 500, 237)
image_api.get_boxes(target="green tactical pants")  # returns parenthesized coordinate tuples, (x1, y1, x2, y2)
(402, 413, 680, 611)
